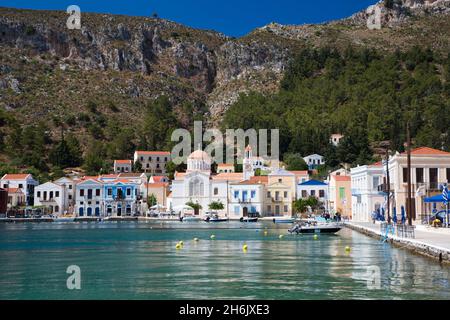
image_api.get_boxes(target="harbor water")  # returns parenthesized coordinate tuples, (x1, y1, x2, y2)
(0, 221, 449, 300)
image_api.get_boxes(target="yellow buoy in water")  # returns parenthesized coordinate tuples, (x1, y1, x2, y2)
(210, 235, 216, 240)
(313, 234, 318, 240)
(179, 241, 184, 246)
(175, 243, 182, 250)
(279, 235, 284, 239)
(243, 244, 248, 251)
(345, 246, 351, 252)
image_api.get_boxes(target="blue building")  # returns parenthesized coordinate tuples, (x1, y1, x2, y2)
(102, 180, 139, 216)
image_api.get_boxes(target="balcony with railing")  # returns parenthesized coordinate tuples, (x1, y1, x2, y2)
(271, 197, 284, 203)
(378, 182, 447, 194)
(39, 197, 57, 203)
(377, 183, 395, 194)
(238, 198, 252, 204)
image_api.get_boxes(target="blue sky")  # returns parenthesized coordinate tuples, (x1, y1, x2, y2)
(1, 0, 376, 37)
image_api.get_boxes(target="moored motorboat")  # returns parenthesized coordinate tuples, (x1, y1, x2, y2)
(181, 216, 201, 222)
(240, 217, 258, 223)
(288, 223, 342, 234)
(204, 215, 229, 223)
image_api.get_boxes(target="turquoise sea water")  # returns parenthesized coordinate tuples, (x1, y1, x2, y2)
(0, 221, 449, 300)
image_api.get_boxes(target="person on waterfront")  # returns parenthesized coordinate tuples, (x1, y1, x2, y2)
(371, 211, 377, 224)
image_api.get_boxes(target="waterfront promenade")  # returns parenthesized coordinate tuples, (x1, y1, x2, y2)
(346, 221, 450, 263)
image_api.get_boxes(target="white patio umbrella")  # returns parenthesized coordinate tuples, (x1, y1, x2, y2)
(173, 205, 194, 211)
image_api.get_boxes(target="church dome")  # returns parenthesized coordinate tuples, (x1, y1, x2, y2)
(188, 149, 211, 162)
(187, 149, 211, 172)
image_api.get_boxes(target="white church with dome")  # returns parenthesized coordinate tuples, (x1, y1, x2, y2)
(169, 148, 243, 217)
(168, 145, 292, 218)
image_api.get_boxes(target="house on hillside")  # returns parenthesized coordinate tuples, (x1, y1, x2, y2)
(133, 151, 171, 175)
(114, 160, 132, 173)
(303, 154, 325, 170)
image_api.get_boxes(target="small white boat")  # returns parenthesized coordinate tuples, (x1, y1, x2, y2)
(204, 214, 229, 223)
(181, 216, 201, 222)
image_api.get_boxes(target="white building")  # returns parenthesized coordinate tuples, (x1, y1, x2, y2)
(387, 147, 450, 222)
(54, 177, 76, 213)
(114, 160, 132, 173)
(229, 180, 264, 218)
(75, 178, 103, 217)
(217, 163, 235, 173)
(0, 174, 39, 206)
(34, 182, 66, 215)
(350, 162, 385, 222)
(297, 180, 328, 202)
(243, 145, 272, 180)
(303, 154, 325, 170)
(133, 151, 171, 175)
(170, 149, 242, 217)
(330, 134, 344, 147)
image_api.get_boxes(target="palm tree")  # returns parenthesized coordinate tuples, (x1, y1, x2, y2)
(293, 199, 309, 217)
(306, 196, 320, 212)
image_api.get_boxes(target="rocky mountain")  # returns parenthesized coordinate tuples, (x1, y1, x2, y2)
(0, 0, 449, 133)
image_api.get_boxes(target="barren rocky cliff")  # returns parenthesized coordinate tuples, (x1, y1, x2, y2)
(0, 0, 449, 131)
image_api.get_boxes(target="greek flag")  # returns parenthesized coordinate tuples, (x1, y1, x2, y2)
(443, 185, 449, 204)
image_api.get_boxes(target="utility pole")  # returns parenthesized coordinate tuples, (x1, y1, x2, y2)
(407, 122, 413, 226)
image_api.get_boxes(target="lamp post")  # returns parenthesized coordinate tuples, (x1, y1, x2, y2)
(379, 141, 391, 224)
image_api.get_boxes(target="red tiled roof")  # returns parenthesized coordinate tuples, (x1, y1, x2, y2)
(369, 161, 383, 167)
(152, 176, 167, 182)
(289, 171, 309, 175)
(249, 176, 268, 183)
(100, 174, 120, 178)
(112, 179, 135, 184)
(114, 160, 132, 165)
(235, 179, 264, 185)
(146, 182, 169, 188)
(135, 151, 170, 156)
(4, 188, 23, 194)
(78, 176, 102, 183)
(333, 175, 351, 182)
(1, 174, 30, 180)
(212, 173, 243, 181)
(218, 163, 234, 167)
(119, 173, 145, 178)
(401, 147, 450, 156)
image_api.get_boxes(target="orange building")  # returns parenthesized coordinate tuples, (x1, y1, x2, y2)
(329, 175, 352, 218)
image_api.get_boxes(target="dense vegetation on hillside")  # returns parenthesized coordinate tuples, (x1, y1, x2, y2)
(222, 46, 450, 173)
(1, 45, 449, 181)
(0, 95, 185, 181)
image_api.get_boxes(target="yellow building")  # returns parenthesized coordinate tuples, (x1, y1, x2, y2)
(145, 182, 169, 207)
(257, 168, 295, 217)
(265, 182, 293, 216)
